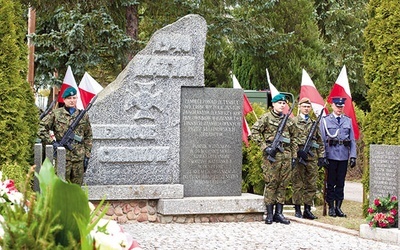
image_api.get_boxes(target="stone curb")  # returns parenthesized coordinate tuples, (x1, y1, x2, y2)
(286, 215, 359, 236)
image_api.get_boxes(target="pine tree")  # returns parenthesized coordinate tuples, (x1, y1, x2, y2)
(0, 0, 39, 177)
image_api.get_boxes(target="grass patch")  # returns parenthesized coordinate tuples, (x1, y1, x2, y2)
(286, 200, 366, 231)
(314, 200, 366, 231)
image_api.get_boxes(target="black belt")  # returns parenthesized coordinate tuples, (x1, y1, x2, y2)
(327, 139, 350, 146)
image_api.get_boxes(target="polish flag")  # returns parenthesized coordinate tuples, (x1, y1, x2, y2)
(232, 74, 253, 147)
(78, 72, 103, 108)
(57, 66, 83, 109)
(300, 69, 328, 116)
(327, 65, 360, 140)
(265, 68, 292, 116)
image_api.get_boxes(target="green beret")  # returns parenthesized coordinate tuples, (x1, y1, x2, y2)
(62, 87, 77, 99)
(271, 93, 287, 103)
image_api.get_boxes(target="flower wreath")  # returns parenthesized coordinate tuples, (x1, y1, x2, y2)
(366, 194, 398, 228)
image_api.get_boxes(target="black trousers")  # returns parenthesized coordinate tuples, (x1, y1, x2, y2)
(326, 159, 348, 202)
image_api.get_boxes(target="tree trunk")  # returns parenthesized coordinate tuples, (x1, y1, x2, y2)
(125, 4, 139, 64)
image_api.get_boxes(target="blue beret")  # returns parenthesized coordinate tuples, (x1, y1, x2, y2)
(332, 97, 346, 107)
(62, 87, 77, 99)
(271, 93, 287, 103)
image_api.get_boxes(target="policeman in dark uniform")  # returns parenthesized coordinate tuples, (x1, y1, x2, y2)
(320, 97, 356, 217)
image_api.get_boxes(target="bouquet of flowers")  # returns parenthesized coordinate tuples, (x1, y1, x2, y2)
(366, 194, 398, 228)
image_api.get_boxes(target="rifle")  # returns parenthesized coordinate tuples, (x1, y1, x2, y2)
(40, 99, 57, 120)
(264, 102, 295, 162)
(298, 107, 325, 166)
(323, 168, 328, 216)
(53, 95, 97, 157)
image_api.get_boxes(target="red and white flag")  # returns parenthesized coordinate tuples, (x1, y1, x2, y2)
(300, 69, 328, 116)
(232, 74, 253, 147)
(57, 66, 83, 109)
(266, 68, 291, 116)
(78, 72, 103, 108)
(327, 65, 360, 140)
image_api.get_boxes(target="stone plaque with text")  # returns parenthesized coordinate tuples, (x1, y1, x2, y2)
(369, 145, 399, 204)
(180, 87, 243, 197)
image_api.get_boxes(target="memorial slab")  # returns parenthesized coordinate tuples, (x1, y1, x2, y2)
(180, 87, 243, 196)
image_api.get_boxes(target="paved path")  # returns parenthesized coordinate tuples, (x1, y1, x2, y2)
(344, 181, 363, 203)
(122, 181, 378, 249)
(121, 220, 400, 250)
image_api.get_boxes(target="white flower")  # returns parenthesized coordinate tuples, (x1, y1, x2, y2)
(91, 219, 133, 250)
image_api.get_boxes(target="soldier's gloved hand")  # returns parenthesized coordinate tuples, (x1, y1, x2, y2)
(52, 141, 61, 150)
(297, 149, 308, 161)
(264, 147, 276, 158)
(350, 157, 356, 168)
(318, 157, 329, 168)
(83, 156, 89, 172)
(291, 158, 297, 169)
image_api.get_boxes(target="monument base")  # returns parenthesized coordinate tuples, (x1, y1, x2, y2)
(157, 193, 265, 223)
(360, 224, 400, 244)
(88, 187, 265, 224)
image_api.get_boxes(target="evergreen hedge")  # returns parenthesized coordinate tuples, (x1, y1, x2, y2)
(0, 0, 39, 183)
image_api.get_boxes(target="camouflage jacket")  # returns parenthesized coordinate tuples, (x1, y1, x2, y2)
(251, 110, 299, 158)
(292, 115, 325, 159)
(38, 107, 93, 161)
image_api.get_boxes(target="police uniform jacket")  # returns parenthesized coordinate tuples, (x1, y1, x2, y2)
(293, 115, 325, 160)
(319, 114, 356, 161)
(251, 110, 298, 158)
(38, 107, 93, 161)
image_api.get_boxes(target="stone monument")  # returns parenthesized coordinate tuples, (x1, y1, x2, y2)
(81, 14, 264, 222)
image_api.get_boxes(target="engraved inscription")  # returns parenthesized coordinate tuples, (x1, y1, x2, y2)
(152, 34, 191, 54)
(134, 55, 195, 77)
(98, 146, 169, 162)
(92, 125, 157, 140)
(370, 147, 399, 200)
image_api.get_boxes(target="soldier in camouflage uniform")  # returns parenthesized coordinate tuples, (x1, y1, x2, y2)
(251, 93, 298, 225)
(38, 87, 93, 185)
(292, 97, 327, 220)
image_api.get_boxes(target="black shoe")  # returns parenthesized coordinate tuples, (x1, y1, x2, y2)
(335, 200, 347, 217)
(265, 204, 274, 224)
(328, 201, 336, 217)
(273, 203, 290, 224)
(303, 204, 317, 220)
(294, 205, 303, 218)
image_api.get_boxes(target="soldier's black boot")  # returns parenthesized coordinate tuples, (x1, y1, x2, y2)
(273, 203, 290, 224)
(328, 201, 336, 217)
(335, 200, 347, 217)
(294, 205, 303, 218)
(303, 204, 318, 220)
(265, 204, 274, 224)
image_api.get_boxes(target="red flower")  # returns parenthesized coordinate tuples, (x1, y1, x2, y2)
(3, 179, 18, 193)
(387, 216, 395, 224)
(391, 196, 397, 202)
(367, 207, 374, 214)
(374, 199, 381, 206)
(378, 221, 388, 228)
(390, 208, 397, 216)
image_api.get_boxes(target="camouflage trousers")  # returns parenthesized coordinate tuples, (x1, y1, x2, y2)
(262, 152, 292, 204)
(65, 159, 85, 185)
(292, 159, 318, 205)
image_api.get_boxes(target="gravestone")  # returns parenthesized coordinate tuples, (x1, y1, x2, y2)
(369, 145, 399, 202)
(180, 87, 243, 196)
(85, 14, 243, 199)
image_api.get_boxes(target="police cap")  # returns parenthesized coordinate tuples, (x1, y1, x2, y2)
(332, 97, 346, 107)
(62, 87, 77, 99)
